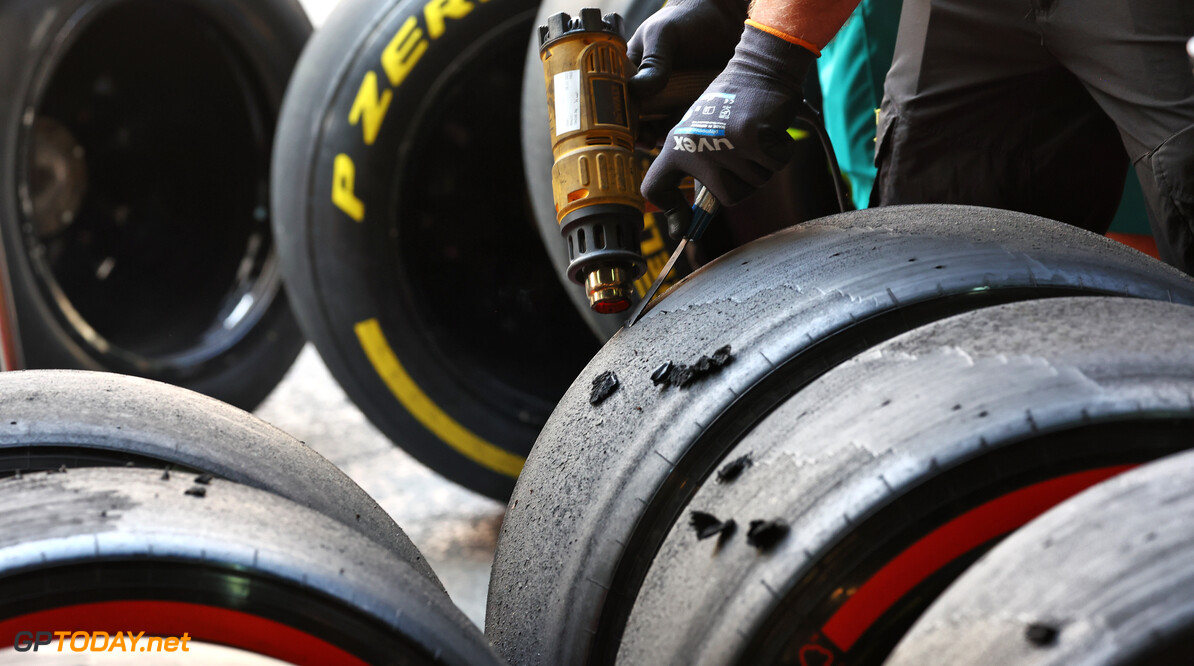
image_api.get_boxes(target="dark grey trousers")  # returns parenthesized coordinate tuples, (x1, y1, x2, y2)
(873, 0, 1194, 273)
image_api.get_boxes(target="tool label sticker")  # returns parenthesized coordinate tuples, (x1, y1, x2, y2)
(554, 70, 582, 135)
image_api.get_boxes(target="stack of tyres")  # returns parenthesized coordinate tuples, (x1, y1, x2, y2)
(486, 205, 1194, 665)
(272, 0, 600, 499)
(0, 370, 503, 665)
(615, 297, 1194, 665)
(0, 0, 309, 409)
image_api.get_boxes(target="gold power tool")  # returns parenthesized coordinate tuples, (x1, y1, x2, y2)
(539, 9, 646, 314)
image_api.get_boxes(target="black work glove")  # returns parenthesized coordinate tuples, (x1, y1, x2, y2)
(641, 23, 816, 238)
(626, 0, 748, 99)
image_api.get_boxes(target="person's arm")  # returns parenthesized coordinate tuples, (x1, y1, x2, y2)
(748, 0, 862, 53)
(628, 0, 862, 99)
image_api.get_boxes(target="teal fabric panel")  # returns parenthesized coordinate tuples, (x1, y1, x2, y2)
(816, 0, 902, 209)
(1109, 167, 1151, 235)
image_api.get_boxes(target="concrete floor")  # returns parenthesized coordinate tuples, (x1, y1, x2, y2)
(254, 346, 505, 630)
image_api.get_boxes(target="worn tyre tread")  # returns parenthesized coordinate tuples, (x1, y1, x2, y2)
(887, 446, 1194, 666)
(487, 205, 1194, 665)
(0, 467, 497, 665)
(0, 369, 437, 583)
(620, 297, 1194, 665)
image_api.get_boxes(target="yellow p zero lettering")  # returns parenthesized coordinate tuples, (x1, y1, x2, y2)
(355, 319, 525, 478)
(332, 154, 365, 222)
(640, 213, 665, 256)
(423, 0, 474, 40)
(381, 16, 429, 88)
(349, 71, 393, 146)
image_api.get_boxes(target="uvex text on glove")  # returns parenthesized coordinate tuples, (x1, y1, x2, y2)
(539, 9, 646, 315)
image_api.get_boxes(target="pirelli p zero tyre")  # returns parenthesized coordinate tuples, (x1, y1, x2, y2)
(0, 467, 501, 665)
(0, 0, 309, 410)
(486, 205, 1194, 665)
(886, 447, 1194, 666)
(616, 297, 1194, 666)
(0, 369, 436, 581)
(272, 0, 599, 500)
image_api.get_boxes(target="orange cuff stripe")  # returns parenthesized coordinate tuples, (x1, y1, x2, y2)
(745, 19, 822, 56)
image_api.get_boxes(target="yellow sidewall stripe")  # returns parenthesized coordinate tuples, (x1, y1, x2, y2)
(354, 318, 525, 478)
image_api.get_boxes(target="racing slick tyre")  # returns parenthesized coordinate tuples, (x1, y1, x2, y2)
(272, 0, 598, 500)
(486, 205, 1194, 665)
(0, 369, 437, 582)
(616, 297, 1194, 666)
(0, 467, 501, 665)
(0, 0, 309, 410)
(886, 446, 1194, 666)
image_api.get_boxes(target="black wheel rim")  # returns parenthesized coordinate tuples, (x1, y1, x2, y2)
(17, 0, 280, 376)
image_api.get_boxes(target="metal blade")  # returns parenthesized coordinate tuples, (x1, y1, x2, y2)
(625, 237, 688, 328)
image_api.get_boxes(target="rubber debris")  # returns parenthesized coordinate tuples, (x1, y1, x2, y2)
(746, 519, 789, 551)
(716, 454, 752, 483)
(651, 361, 673, 385)
(590, 371, 620, 405)
(651, 345, 733, 389)
(194, 473, 214, 485)
(184, 486, 207, 498)
(1025, 623, 1059, 647)
(689, 511, 736, 541)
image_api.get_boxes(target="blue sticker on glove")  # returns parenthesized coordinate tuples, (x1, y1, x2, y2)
(675, 92, 735, 138)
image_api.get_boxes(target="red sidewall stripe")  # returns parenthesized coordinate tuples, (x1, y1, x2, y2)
(821, 465, 1133, 651)
(0, 600, 366, 665)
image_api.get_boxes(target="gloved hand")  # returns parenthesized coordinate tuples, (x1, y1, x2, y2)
(626, 0, 748, 99)
(641, 22, 816, 238)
